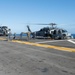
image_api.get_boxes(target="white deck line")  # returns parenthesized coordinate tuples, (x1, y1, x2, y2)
(35, 40, 66, 44)
(68, 40, 75, 44)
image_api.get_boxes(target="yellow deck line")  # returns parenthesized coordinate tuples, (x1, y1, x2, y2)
(11, 40, 75, 52)
(0, 38, 75, 52)
(0, 38, 6, 40)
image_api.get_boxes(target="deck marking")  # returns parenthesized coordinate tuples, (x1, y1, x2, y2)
(0, 38, 75, 52)
(68, 40, 75, 44)
(0, 38, 6, 40)
(35, 40, 66, 44)
(12, 40, 75, 52)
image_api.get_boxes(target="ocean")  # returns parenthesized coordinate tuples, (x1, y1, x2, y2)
(72, 34, 75, 38)
(14, 34, 75, 39)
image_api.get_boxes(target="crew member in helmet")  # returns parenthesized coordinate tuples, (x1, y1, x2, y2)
(13, 33, 16, 39)
(8, 29, 12, 41)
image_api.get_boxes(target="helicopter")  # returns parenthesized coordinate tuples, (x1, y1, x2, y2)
(0, 26, 11, 36)
(25, 23, 72, 39)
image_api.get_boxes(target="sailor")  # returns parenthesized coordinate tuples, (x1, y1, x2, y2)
(20, 32, 22, 40)
(8, 29, 12, 41)
(32, 32, 36, 39)
(27, 32, 31, 40)
(13, 33, 16, 39)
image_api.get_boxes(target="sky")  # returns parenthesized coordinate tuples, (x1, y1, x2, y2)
(0, 0, 75, 34)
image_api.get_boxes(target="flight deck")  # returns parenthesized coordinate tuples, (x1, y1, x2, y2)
(0, 37, 75, 75)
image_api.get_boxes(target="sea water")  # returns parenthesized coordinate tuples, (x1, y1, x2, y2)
(13, 34, 75, 39)
(72, 34, 75, 38)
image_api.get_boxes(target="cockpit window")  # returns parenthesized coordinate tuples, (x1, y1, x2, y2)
(62, 30, 67, 32)
(40, 28, 43, 31)
(2, 26, 8, 29)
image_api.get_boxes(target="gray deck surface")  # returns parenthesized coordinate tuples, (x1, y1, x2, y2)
(0, 38, 75, 75)
(42, 41, 75, 48)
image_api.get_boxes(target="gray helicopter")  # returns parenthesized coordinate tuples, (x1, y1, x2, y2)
(26, 23, 72, 39)
(0, 26, 11, 36)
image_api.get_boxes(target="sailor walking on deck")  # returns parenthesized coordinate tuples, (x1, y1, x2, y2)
(27, 32, 31, 40)
(20, 33, 22, 40)
(13, 33, 16, 39)
(7, 29, 12, 41)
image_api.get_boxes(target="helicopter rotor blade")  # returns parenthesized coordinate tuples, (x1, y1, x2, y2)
(31, 23, 57, 25)
(21, 23, 57, 25)
(33, 23, 50, 25)
(21, 23, 75, 27)
(58, 23, 75, 25)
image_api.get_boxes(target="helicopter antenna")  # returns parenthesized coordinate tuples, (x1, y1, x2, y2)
(49, 23, 57, 28)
